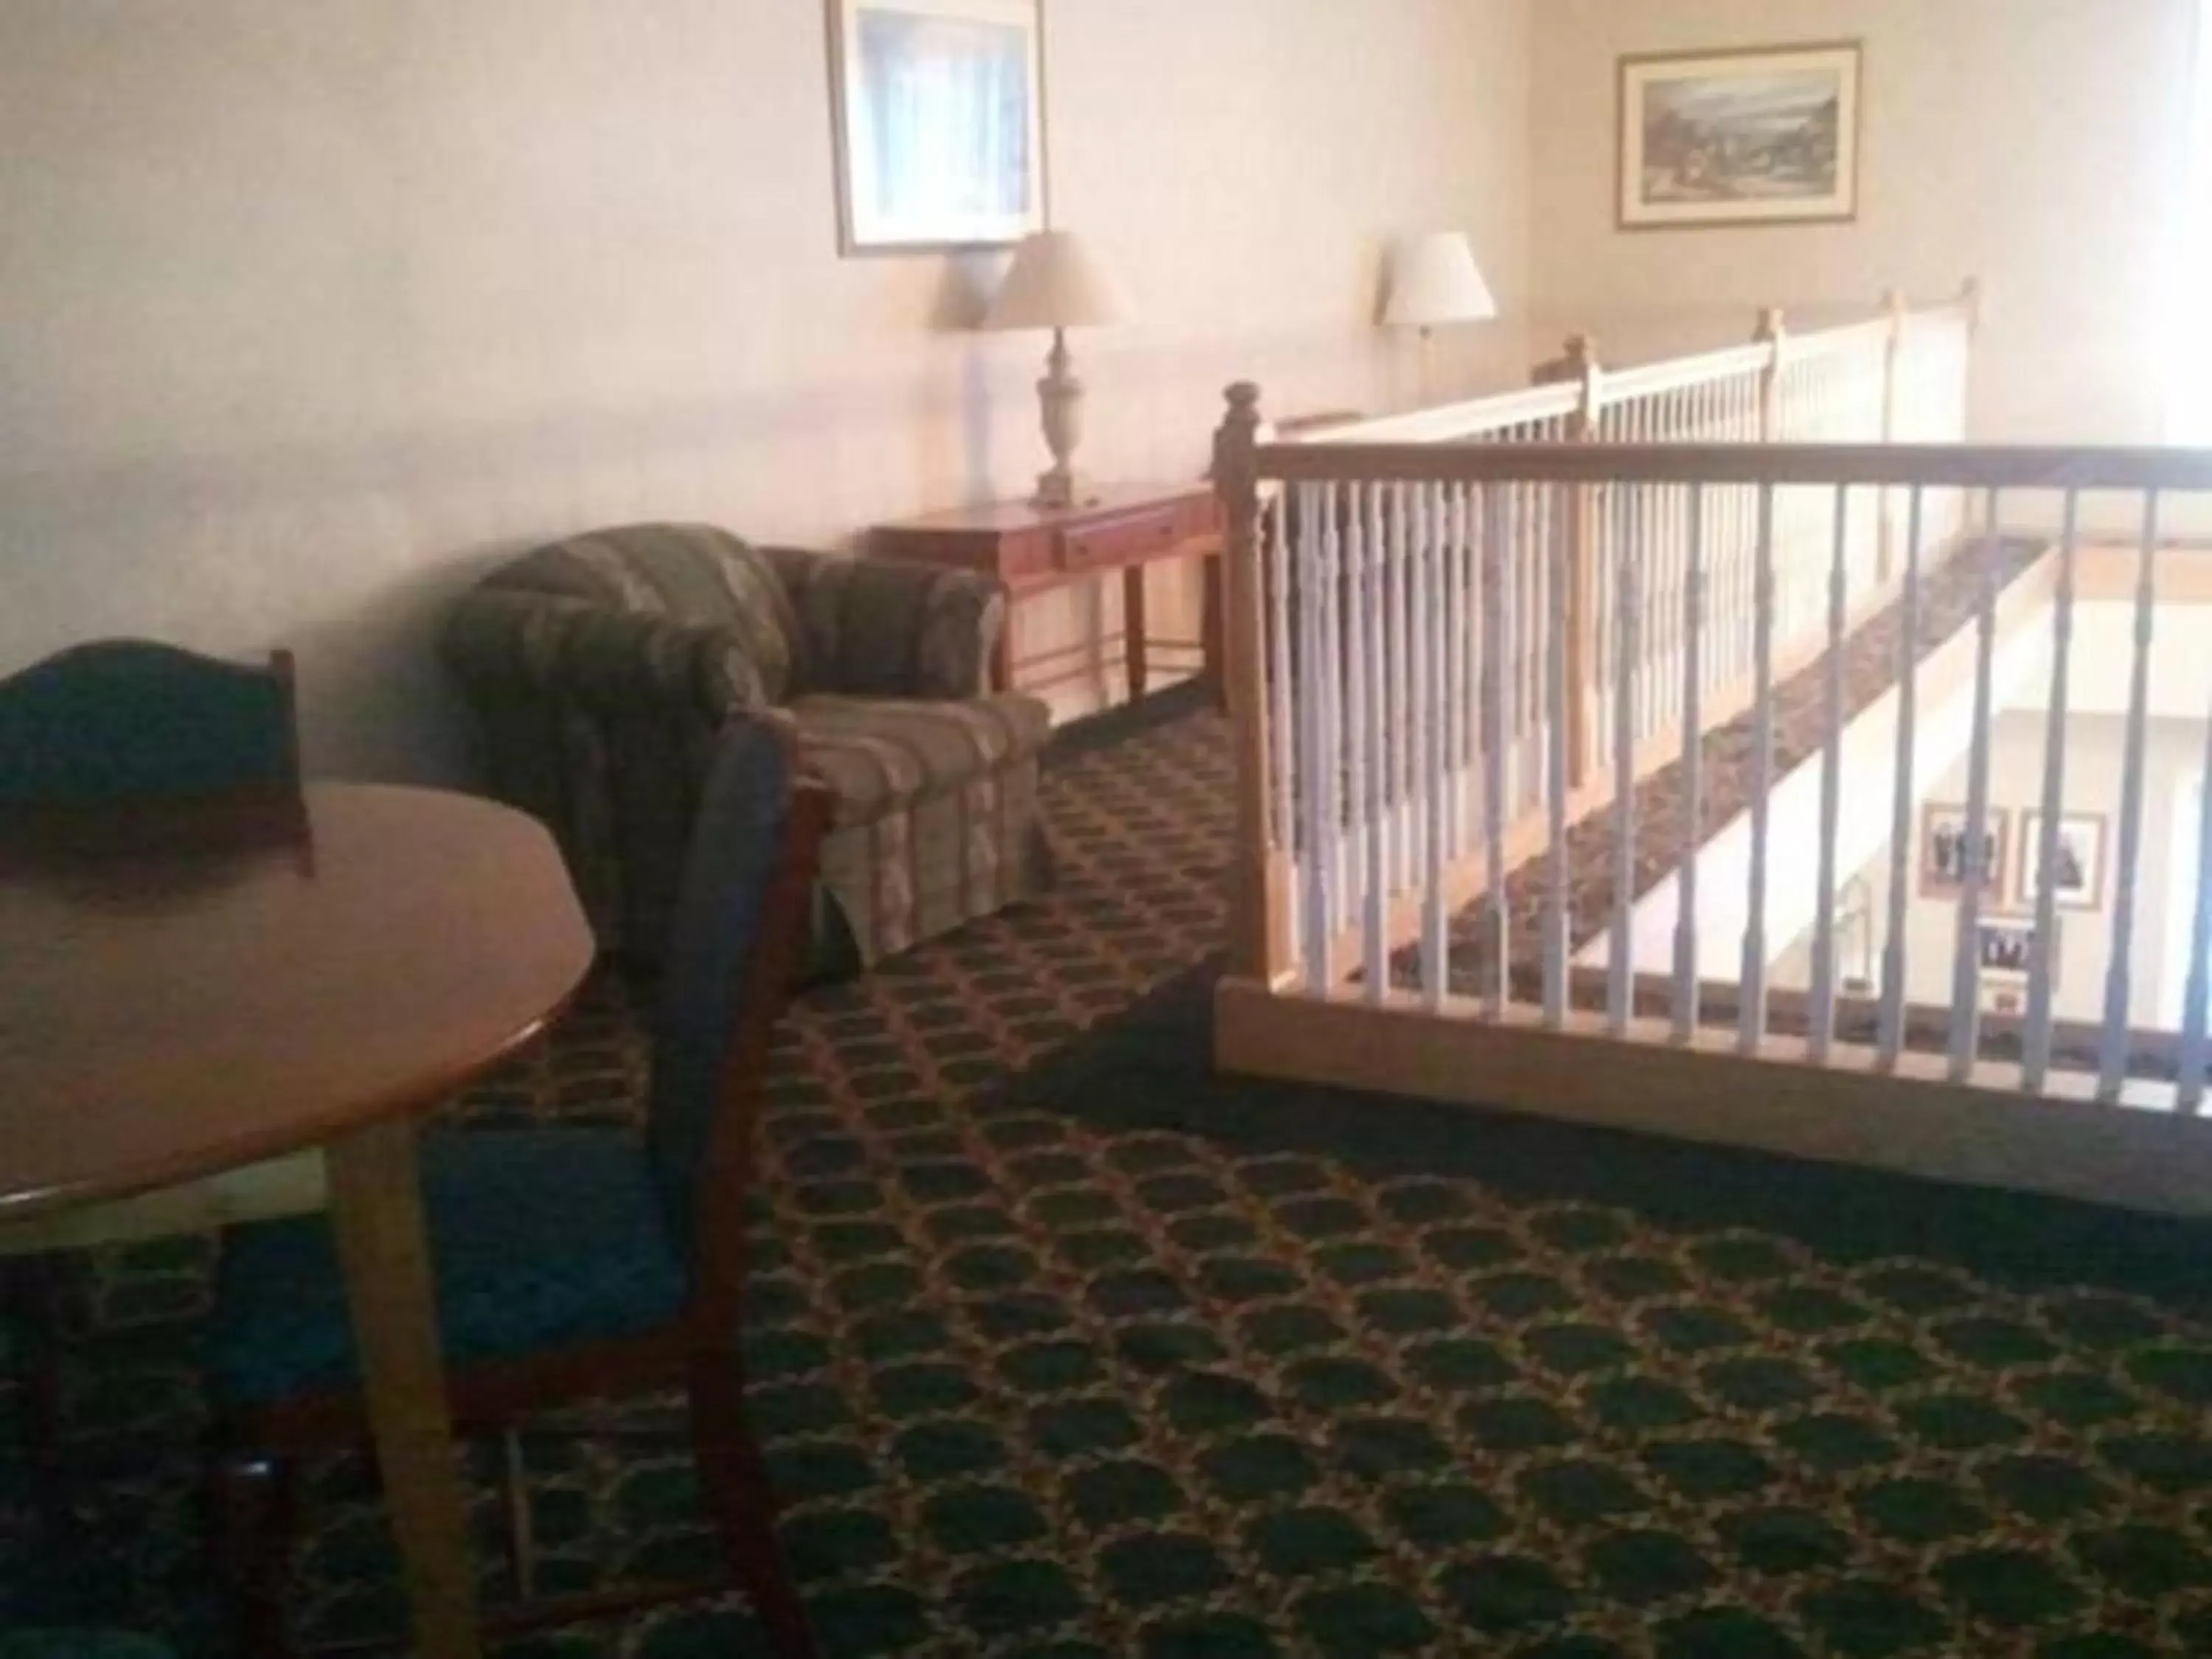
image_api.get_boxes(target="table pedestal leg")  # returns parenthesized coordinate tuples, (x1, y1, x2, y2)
(325, 1119, 481, 1659)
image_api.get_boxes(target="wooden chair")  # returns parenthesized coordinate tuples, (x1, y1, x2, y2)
(0, 640, 324, 1517)
(209, 714, 830, 1658)
(0, 638, 306, 866)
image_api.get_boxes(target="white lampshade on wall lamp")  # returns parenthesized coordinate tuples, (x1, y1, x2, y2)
(986, 229, 1127, 510)
(1383, 231, 1498, 400)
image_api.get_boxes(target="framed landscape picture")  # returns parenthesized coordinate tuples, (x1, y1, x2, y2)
(1618, 41, 1863, 230)
(829, 0, 1046, 254)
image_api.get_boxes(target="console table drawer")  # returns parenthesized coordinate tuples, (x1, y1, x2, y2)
(1058, 504, 1188, 571)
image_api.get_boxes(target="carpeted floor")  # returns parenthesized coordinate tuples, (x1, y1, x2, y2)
(9, 698, 2212, 1658)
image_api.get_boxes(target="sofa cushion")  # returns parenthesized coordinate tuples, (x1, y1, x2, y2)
(789, 693, 1051, 827)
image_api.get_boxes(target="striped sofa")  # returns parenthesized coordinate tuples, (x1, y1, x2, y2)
(444, 524, 1053, 969)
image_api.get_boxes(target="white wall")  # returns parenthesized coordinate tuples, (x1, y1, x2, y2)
(0, 0, 1532, 779)
(1528, 0, 2201, 444)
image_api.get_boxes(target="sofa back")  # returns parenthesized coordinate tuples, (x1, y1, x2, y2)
(484, 524, 808, 706)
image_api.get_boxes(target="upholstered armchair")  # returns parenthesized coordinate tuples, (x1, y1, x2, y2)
(442, 523, 1054, 967)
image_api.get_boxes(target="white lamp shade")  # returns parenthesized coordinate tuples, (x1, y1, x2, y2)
(1382, 232, 1498, 329)
(985, 230, 1127, 331)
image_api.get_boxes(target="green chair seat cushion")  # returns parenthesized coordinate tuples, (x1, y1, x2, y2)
(209, 1129, 688, 1408)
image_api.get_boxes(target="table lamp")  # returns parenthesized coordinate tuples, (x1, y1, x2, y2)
(1383, 231, 1498, 402)
(987, 229, 1127, 510)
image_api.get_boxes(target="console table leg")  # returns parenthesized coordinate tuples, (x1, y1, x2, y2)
(1123, 565, 1150, 702)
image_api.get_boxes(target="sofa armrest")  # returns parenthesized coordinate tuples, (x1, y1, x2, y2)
(442, 587, 774, 721)
(775, 552, 1006, 700)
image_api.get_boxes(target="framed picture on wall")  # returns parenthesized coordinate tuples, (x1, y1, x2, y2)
(2015, 811, 2108, 912)
(828, 0, 1046, 254)
(1617, 41, 1863, 230)
(1977, 917, 2056, 987)
(1919, 803, 2007, 900)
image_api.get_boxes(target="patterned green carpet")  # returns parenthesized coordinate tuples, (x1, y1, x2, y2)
(8, 700, 2212, 1657)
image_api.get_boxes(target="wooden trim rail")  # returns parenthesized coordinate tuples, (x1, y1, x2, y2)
(1256, 442, 2212, 490)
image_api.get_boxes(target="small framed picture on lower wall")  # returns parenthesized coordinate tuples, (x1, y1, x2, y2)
(1976, 917, 2057, 986)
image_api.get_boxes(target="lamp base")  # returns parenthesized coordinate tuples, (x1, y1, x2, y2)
(1031, 330, 1093, 513)
(1031, 467, 1094, 512)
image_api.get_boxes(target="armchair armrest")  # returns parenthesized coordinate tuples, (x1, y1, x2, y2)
(441, 587, 774, 720)
(772, 551, 1006, 700)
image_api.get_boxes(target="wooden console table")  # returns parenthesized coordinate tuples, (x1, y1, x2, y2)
(871, 483, 1224, 702)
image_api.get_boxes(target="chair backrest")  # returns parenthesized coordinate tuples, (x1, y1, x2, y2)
(0, 641, 303, 859)
(646, 712, 829, 1273)
(486, 524, 810, 706)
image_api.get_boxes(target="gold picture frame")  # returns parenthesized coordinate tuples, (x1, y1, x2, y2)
(1618, 41, 1863, 231)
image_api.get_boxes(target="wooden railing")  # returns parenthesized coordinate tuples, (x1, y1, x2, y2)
(1232, 286, 1978, 989)
(1212, 379, 2212, 1210)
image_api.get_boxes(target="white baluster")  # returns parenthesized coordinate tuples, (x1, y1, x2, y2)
(1340, 481, 1365, 967)
(1269, 485, 1297, 956)
(2099, 493, 2164, 1099)
(1382, 483, 1405, 911)
(1948, 495, 2004, 1082)
(1608, 479, 1641, 1036)
(1297, 481, 1329, 992)
(1345, 484, 1375, 1001)
(1739, 484, 1777, 1055)
(1808, 484, 1851, 1062)
(1545, 480, 1572, 1027)
(1419, 482, 1440, 900)
(1447, 483, 1470, 865)
(1424, 483, 1450, 1007)
(2178, 711, 2212, 1113)
(1483, 481, 1512, 1018)
(1360, 483, 1388, 1000)
(2023, 491, 2082, 1092)
(1674, 486, 1706, 1043)
(1878, 488, 1927, 1068)
(1319, 476, 1345, 943)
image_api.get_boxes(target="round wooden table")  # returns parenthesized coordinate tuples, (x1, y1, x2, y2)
(0, 783, 595, 1659)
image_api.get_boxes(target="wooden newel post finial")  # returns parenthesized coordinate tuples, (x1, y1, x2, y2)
(1215, 382, 1262, 507)
(1754, 307, 1787, 442)
(1564, 334, 1603, 436)
(1878, 292, 1907, 582)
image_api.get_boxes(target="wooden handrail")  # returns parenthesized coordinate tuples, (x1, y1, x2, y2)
(1255, 441, 2212, 491)
(1310, 282, 1978, 452)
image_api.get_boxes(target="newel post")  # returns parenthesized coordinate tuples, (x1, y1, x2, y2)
(1877, 288, 1909, 582)
(1753, 307, 1788, 442)
(1214, 383, 1287, 984)
(1561, 333, 1604, 792)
